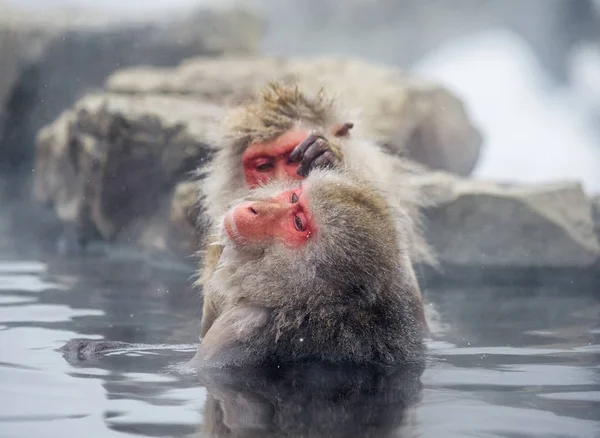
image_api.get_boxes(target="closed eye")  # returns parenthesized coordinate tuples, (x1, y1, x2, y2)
(256, 162, 274, 172)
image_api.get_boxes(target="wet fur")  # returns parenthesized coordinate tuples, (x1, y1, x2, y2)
(195, 82, 435, 340)
(194, 169, 427, 368)
(196, 82, 434, 278)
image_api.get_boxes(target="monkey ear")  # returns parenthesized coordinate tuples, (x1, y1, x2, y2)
(333, 122, 354, 137)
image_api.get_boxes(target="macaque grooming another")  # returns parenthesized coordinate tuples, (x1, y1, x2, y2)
(198, 82, 435, 288)
(194, 169, 427, 369)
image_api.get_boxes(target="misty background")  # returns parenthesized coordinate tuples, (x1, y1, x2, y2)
(5, 0, 600, 193)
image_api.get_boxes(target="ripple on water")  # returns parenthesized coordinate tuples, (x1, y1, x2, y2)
(1, 258, 600, 437)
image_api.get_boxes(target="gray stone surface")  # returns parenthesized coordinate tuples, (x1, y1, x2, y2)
(0, 4, 262, 174)
(34, 93, 221, 253)
(418, 172, 600, 269)
(33, 54, 600, 269)
(34, 89, 600, 269)
(592, 195, 600, 243)
(106, 56, 483, 176)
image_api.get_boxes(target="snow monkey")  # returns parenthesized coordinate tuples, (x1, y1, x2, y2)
(197, 82, 435, 336)
(193, 169, 427, 368)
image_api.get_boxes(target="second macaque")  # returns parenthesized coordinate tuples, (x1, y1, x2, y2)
(197, 82, 435, 331)
(195, 169, 427, 367)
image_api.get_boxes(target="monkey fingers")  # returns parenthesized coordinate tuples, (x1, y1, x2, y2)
(289, 133, 322, 163)
(296, 138, 336, 177)
(310, 151, 337, 170)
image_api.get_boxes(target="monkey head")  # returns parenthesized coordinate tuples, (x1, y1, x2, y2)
(217, 168, 405, 306)
(224, 83, 354, 188)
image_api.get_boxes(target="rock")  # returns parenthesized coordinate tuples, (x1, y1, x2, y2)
(592, 195, 600, 242)
(34, 93, 220, 253)
(106, 56, 483, 176)
(0, 6, 62, 173)
(168, 181, 202, 256)
(34, 86, 600, 271)
(418, 172, 600, 269)
(0, 4, 262, 175)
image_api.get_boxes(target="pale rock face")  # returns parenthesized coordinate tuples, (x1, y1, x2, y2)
(33, 54, 600, 270)
(417, 171, 600, 269)
(106, 56, 483, 176)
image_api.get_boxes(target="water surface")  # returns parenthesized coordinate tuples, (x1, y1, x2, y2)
(0, 253, 598, 438)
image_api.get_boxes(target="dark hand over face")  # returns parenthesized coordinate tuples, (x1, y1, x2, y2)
(289, 134, 339, 178)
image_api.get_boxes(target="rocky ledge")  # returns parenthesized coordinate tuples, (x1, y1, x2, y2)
(0, 4, 263, 175)
(418, 172, 600, 283)
(32, 55, 600, 279)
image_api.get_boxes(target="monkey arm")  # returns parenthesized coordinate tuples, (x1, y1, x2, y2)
(199, 240, 226, 337)
(196, 306, 271, 368)
(200, 298, 218, 337)
(201, 241, 224, 285)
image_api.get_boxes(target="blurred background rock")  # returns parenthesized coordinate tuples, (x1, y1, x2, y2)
(1, 0, 599, 274)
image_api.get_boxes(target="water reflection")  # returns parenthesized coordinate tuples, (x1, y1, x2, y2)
(196, 363, 424, 438)
(0, 254, 599, 437)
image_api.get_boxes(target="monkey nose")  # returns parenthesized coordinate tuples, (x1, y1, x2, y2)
(247, 201, 283, 216)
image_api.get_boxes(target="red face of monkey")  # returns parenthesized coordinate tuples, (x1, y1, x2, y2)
(241, 130, 308, 188)
(223, 184, 314, 248)
(240, 123, 352, 189)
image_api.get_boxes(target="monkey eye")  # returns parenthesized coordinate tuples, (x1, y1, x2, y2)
(294, 215, 304, 231)
(256, 162, 274, 172)
(291, 192, 298, 204)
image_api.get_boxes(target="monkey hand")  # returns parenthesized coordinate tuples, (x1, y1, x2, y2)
(289, 133, 342, 178)
(60, 338, 132, 362)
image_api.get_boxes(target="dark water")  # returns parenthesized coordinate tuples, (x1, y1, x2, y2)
(0, 252, 599, 438)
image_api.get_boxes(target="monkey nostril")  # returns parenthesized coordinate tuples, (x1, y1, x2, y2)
(249, 206, 258, 215)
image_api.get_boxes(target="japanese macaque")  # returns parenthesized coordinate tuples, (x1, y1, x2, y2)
(194, 169, 427, 368)
(197, 82, 435, 334)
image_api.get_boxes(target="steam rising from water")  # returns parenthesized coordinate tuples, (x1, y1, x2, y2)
(5, 1, 600, 193)
(415, 30, 600, 194)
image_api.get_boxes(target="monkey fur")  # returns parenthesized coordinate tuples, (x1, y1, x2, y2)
(196, 82, 435, 338)
(193, 169, 427, 369)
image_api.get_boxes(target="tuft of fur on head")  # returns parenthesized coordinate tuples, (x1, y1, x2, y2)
(223, 82, 339, 148)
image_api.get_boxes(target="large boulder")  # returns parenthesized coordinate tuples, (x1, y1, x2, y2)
(34, 93, 221, 253)
(35, 55, 600, 274)
(106, 56, 483, 176)
(34, 87, 600, 273)
(0, 4, 262, 175)
(418, 171, 600, 270)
